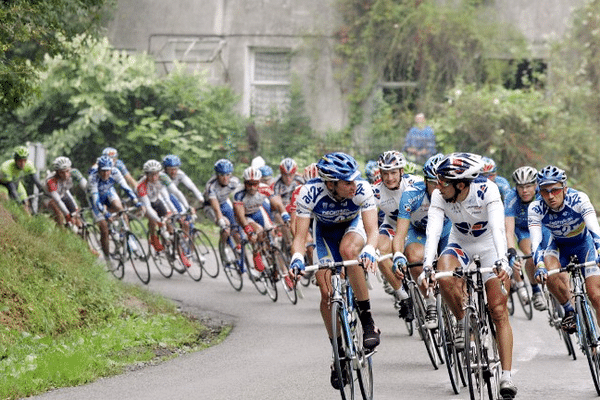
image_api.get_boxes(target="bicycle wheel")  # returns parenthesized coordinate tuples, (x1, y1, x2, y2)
(218, 237, 243, 291)
(438, 300, 462, 394)
(108, 233, 124, 279)
(125, 232, 150, 284)
(507, 287, 515, 316)
(272, 247, 297, 304)
(354, 311, 374, 400)
(177, 231, 203, 281)
(575, 296, 600, 395)
(550, 294, 576, 359)
(192, 228, 220, 278)
(463, 307, 485, 400)
(331, 301, 356, 400)
(82, 222, 102, 255)
(517, 283, 533, 320)
(484, 310, 501, 400)
(128, 214, 148, 238)
(246, 244, 267, 295)
(411, 285, 439, 369)
(262, 250, 278, 302)
(147, 232, 174, 278)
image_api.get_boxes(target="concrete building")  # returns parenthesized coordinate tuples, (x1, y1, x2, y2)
(106, 0, 585, 133)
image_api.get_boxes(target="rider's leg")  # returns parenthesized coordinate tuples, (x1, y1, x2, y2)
(437, 253, 465, 320)
(544, 254, 571, 305)
(486, 276, 513, 372)
(585, 275, 600, 323)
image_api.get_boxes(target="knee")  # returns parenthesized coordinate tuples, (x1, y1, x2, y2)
(489, 303, 509, 324)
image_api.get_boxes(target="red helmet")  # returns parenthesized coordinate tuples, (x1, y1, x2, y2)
(279, 158, 298, 174)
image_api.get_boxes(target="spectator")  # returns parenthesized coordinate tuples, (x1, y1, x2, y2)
(402, 113, 436, 164)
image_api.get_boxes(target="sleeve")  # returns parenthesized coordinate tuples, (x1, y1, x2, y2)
(115, 170, 137, 201)
(485, 183, 508, 260)
(141, 194, 161, 222)
(179, 172, 204, 203)
(49, 188, 70, 216)
(527, 201, 545, 265)
(577, 191, 600, 251)
(423, 190, 446, 267)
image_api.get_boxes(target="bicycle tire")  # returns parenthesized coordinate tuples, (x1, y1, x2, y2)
(125, 232, 150, 284)
(517, 283, 533, 320)
(82, 222, 102, 255)
(246, 244, 267, 295)
(463, 307, 485, 400)
(331, 301, 356, 400)
(411, 285, 439, 369)
(262, 249, 278, 302)
(108, 232, 124, 279)
(127, 214, 148, 238)
(110, 260, 125, 280)
(147, 232, 174, 278)
(507, 289, 515, 316)
(192, 228, 220, 278)
(550, 294, 576, 360)
(575, 296, 600, 395)
(271, 247, 297, 304)
(438, 300, 462, 394)
(218, 237, 243, 291)
(405, 317, 414, 336)
(484, 309, 501, 400)
(354, 312, 374, 400)
(177, 231, 203, 282)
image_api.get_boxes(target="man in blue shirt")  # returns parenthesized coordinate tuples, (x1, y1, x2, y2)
(402, 113, 436, 164)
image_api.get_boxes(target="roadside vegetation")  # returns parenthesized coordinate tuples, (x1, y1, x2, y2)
(0, 201, 230, 400)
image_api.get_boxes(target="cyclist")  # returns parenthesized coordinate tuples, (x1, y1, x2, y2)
(372, 151, 420, 314)
(88, 155, 143, 269)
(422, 152, 517, 398)
(204, 159, 241, 239)
(259, 165, 275, 187)
(530, 165, 600, 334)
(101, 147, 138, 191)
(505, 166, 547, 311)
(272, 158, 305, 207)
(392, 153, 451, 329)
(42, 156, 86, 227)
(233, 166, 290, 274)
(481, 156, 511, 202)
(364, 160, 380, 184)
(287, 152, 380, 390)
(137, 160, 190, 257)
(162, 154, 205, 210)
(287, 163, 318, 238)
(0, 146, 45, 213)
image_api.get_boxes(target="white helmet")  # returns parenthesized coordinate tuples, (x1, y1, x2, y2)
(143, 159, 163, 173)
(243, 166, 262, 182)
(52, 156, 72, 171)
(512, 166, 537, 185)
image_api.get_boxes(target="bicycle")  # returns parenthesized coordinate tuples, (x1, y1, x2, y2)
(189, 211, 220, 278)
(303, 256, 387, 400)
(506, 254, 533, 320)
(432, 255, 502, 400)
(218, 226, 244, 291)
(106, 209, 151, 284)
(547, 256, 600, 395)
(261, 225, 298, 304)
(541, 277, 576, 360)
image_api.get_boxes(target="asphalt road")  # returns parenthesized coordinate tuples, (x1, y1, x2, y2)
(30, 259, 600, 400)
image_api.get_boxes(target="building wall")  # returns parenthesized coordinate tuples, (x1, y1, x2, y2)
(106, 0, 584, 132)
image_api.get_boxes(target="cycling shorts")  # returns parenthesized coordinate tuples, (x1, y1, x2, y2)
(314, 214, 366, 263)
(544, 234, 600, 278)
(378, 222, 395, 239)
(151, 199, 169, 218)
(440, 235, 500, 284)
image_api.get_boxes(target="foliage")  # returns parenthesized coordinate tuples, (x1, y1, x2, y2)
(0, 35, 244, 184)
(0, 201, 228, 399)
(0, 0, 112, 111)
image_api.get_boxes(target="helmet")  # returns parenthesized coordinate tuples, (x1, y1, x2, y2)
(364, 160, 379, 182)
(423, 153, 445, 180)
(279, 158, 298, 174)
(102, 147, 118, 159)
(537, 165, 567, 186)
(436, 152, 483, 181)
(214, 159, 234, 175)
(317, 152, 360, 182)
(303, 163, 319, 180)
(97, 155, 114, 171)
(377, 151, 406, 171)
(14, 146, 29, 160)
(143, 159, 163, 173)
(163, 154, 181, 168)
(243, 166, 262, 182)
(259, 165, 273, 177)
(512, 166, 538, 185)
(52, 156, 72, 171)
(480, 157, 497, 175)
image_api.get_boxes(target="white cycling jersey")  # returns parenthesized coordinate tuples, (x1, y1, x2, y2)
(372, 173, 422, 227)
(137, 172, 189, 222)
(423, 178, 507, 268)
(205, 175, 241, 204)
(169, 169, 204, 204)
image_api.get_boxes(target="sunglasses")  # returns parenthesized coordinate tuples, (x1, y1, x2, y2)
(540, 186, 564, 196)
(245, 181, 260, 187)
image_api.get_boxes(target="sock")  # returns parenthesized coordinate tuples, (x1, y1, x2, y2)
(531, 283, 541, 293)
(356, 299, 373, 327)
(501, 370, 511, 381)
(563, 301, 574, 314)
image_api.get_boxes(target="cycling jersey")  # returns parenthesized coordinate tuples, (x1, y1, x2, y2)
(528, 187, 600, 267)
(272, 174, 305, 205)
(44, 171, 79, 216)
(373, 173, 421, 231)
(232, 186, 274, 228)
(205, 175, 240, 204)
(169, 169, 204, 204)
(0, 159, 37, 201)
(88, 166, 137, 220)
(423, 177, 507, 273)
(493, 176, 511, 202)
(137, 172, 188, 222)
(113, 159, 131, 178)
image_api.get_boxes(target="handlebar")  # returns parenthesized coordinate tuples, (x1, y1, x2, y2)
(304, 253, 392, 273)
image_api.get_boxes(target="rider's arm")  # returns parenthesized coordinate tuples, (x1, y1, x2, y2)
(505, 216, 517, 250)
(233, 201, 250, 229)
(5, 181, 21, 201)
(361, 207, 379, 250)
(115, 170, 138, 202)
(291, 216, 310, 255)
(393, 218, 411, 255)
(179, 172, 205, 204)
(49, 189, 71, 216)
(527, 201, 545, 266)
(423, 191, 445, 267)
(166, 182, 189, 212)
(486, 184, 508, 261)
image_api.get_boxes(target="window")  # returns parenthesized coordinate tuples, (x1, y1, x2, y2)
(247, 49, 291, 119)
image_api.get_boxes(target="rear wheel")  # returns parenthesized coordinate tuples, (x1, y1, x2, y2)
(517, 282, 533, 320)
(147, 232, 174, 278)
(192, 228, 220, 278)
(411, 285, 439, 369)
(246, 244, 267, 295)
(219, 237, 243, 291)
(177, 231, 203, 281)
(262, 250, 278, 302)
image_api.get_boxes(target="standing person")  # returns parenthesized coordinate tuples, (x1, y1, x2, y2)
(402, 113, 436, 164)
(288, 152, 380, 390)
(530, 166, 600, 334)
(422, 152, 517, 398)
(504, 166, 547, 311)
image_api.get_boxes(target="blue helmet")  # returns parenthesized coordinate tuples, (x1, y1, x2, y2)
(423, 153, 445, 180)
(364, 160, 379, 182)
(259, 165, 273, 177)
(97, 155, 114, 171)
(537, 165, 566, 186)
(436, 152, 483, 181)
(214, 158, 234, 174)
(163, 154, 181, 168)
(317, 152, 360, 182)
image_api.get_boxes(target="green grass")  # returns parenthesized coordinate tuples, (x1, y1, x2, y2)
(0, 201, 230, 399)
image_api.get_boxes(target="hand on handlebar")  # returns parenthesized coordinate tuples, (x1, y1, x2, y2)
(358, 244, 377, 273)
(289, 253, 305, 279)
(534, 262, 548, 283)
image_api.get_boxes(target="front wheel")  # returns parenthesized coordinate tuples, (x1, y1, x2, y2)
(411, 285, 439, 369)
(517, 283, 533, 320)
(438, 300, 462, 394)
(192, 228, 220, 278)
(463, 308, 485, 400)
(176, 231, 203, 281)
(575, 296, 600, 395)
(355, 312, 374, 400)
(271, 247, 297, 304)
(331, 301, 356, 400)
(219, 237, 243, 291)
(126, 232, 150, 284)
